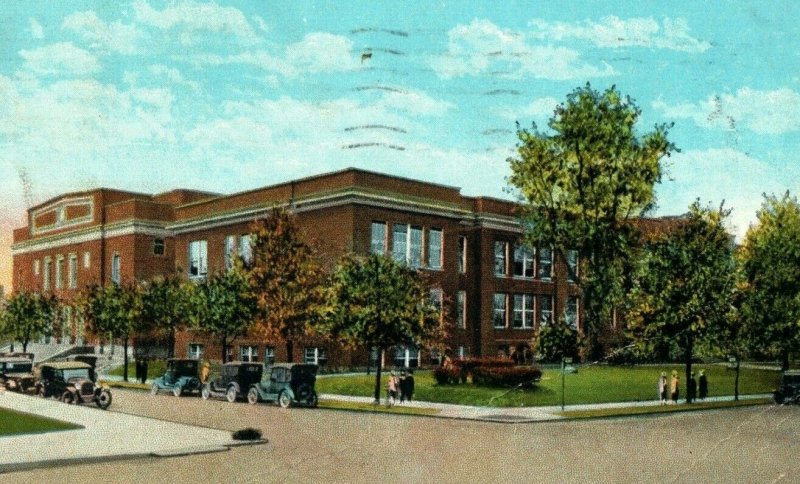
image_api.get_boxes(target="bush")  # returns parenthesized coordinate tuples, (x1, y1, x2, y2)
(232, 427, 263, 441)
(432, 366, 460, 385)
(534, 324, 581, 363)
(471, 366, 543, 388)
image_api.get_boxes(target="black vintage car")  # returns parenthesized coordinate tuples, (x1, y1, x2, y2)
(151, 358, 203, 397)
(0, 355, 35, 393)
(202, 361, 263, 402)
(35, 361, 112, 409)
(773, 370, 800, 404)
(247, 363, 318, 408)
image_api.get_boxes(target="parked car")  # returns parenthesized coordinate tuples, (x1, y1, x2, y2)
(247, 363, 318, 408)
(0, 356, 35, 393)
(202, 361, 263, 402)
(35, 361, 112, 409)
(773, 370, 800, 404)
(151, 358, 202, 397)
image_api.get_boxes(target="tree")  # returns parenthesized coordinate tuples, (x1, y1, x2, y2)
(739, 192, 800, 370)
(140, 273, 191, 358)
(507, 83, 675, 360)
(0, 291, 58, 352)
(627, 202, 736, 403)
(188, 267, 257, 363)
(249, 207, 327, 363)
(533, 323, 581, 363)
(703, 279, 750, 401)
(325, 254, 447, 404)
(78, 283, 141, 382)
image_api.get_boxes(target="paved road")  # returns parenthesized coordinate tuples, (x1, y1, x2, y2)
(6, 389, 800, 483)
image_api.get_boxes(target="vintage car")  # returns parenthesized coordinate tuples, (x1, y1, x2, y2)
(0, 356, 36, 393)
(247, 363, 318, 408)
(35, 361, 112, 409)
(773, 370, 800, 404)
(202, 361, 263, 402)
(151, 358, 202, 397)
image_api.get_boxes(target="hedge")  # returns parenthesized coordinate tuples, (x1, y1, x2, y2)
(471, 366, 543, 388)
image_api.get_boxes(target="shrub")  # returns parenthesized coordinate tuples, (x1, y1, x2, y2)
(232, 427, 263, 441)
(471, 366, 543, 388)
(534, 324, 581, 363)
(432, 366, 460, 385)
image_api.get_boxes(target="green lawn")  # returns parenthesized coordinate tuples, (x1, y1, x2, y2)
(0, 408, 83, 436)
(316, 365, 780, 408)
(107, 360, 167, 380)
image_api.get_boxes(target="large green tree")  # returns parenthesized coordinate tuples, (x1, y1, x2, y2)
(1, 291, 58, 352)
(740, 192, 800, 370)
(249, 207, 327, 363)
(188, 267, 257, 363)
(139, 273, 191, 358)
(325, 254, 447, 403)
(507, 84, 675, 360)
(78, 283, 141, 381)
(627, 202, 736, 403)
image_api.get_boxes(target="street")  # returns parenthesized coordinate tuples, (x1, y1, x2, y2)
(5, 388, 799, 483)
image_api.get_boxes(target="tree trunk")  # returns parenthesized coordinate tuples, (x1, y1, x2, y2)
(123, 337, 129, 382)
(373, 347, 384, 404)
(222, 337, 228, 363)
(286, 340, 294, 364)
(22, 338, 28, 353)
(685, 337, 694, 404)
(734, 357, 740, 402)
(168, 327, 176, 359)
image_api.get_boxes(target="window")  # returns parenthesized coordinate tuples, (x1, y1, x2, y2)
(392, 224, 408, 263)
(512, 294, 534, 329)
(111, 253, 121, 284)
(240, 345, 259, 362)
(539, 295, 553, 327)
(68, 254, 78, 289)
(153, 238, 165, 256)
(393, 346, 419, 368)
(567, 250, 579, 282)
(409, 226, 423, 268)
(304, 347, 327, 366)
(429, 288, 443, 312)
(456, 291, 466, 329)
(43, 258, 51, 291)
(61, 306, 72, 340)
(188, 343, 204, 360)
(493, 293, 507, 329)
(565, 296, 580, 330)
(188, 240, 208, 278)
(239, 234, 253, 265)
(494, 241, 508, 277)
(370, 222, 387, 255)
(33, 259, 40, 276)
(513, 245, 535, 278)
(54, 256, 64, 289)
(457, 346, 468, 359)
(538, 248, 553, 280)
(83, 251, 91, 269)
(224, 235, 237, 271)
(428, 229, 442, 269)
(264, 346, 275, 365)
(458, 236, 467, 274)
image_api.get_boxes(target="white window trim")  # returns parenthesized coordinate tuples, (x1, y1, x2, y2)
(55, 255, 64, 289)
(538, 247, 553, 281)
(83, 251, 91, 269)
(240, 345, 259, 362)
(304, 347, 327, 365)
(513, 294, 535, 329)
(427, 228, 443, 270)
(493, 293, 507, 329)
(494, 241, 508, 277)
(188, 343, 204, 360)
(370, 221, 388, 255)
(111, 253, 121, 284)
(458, 236, 467, 274)
(539, 295, 553, 327)
(513, 245, 535, 279)
(456, 291, 467, 329)
(43, 257, 51, 291)
(68, 253, 78, 289)
(188, 240, 208, 279)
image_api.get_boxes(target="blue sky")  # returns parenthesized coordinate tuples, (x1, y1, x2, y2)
(1, 1, 799, 287)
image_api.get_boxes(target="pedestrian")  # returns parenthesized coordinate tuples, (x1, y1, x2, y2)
(200, 360, 211, 384)
(140, 358, 149, 384)
(687, 372, 697, 403)
(386, 371, 398, 406)
(698, 370, 708, 401)
(135, 358, 142, 383)
(670, 370, 680, 404)
(399, 370, 408, 403)
(658, 372, 668, 405)
(406, 370, 415, 402)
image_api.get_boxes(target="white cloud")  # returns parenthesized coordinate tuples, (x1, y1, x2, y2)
(133, 0, 260, 45)
(497, 96, 560, 122)
(528, 16, 711, 53)
(62, 10, 140, 54)
(18, 42, 100, 77)
(285, 33, 358, 74)
(429, 19, 614, 80)
(148, 64, 201, 92)
(29, 18, 44, 39)
(653, 88, 800, 134)
(382, 89, 454, 116)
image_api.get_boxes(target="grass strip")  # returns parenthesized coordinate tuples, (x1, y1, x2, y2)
(555, 398, 772, 419)
(0, 408, 83, 436)
(318, 399, 440, 416)
(100, 380, 150, 391)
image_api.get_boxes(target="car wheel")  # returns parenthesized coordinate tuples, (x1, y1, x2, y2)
(37, 386, 46, 398)
(278, 391, 292, 409)
(61, 391, 74, 404)
(226, 386, 238, 403)
(774, 391, 784, 404)
(150, 383, 159, 395)
(247, 387, 259, 405)
(307, 392, 318, 408)
(201, 385, 211, 400)
(173, 385, 182, 397)
(96, 390, 112, 410)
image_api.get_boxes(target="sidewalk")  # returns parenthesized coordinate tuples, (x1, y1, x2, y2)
(319, 392, 774, 422)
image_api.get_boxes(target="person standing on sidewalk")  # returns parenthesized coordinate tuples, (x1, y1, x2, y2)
(687, 372, 697, 403)
(698, 370, 708, 400)
(140, 358, 148, 384)
(658, 372, 668, 405)
(398, 370, 408, 403)
(670, 370, 680, 404)
(406, 370, 415, 402)
(386, 371, 398, 406)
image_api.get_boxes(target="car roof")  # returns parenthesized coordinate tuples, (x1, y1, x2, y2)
(0, 357, 33, 364)
(40, 361, 93, 370)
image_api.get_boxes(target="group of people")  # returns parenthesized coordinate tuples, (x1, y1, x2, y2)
(134, 358, 149, 384)
(658, 369, 708, 404)
(386, 370, 415, 406)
